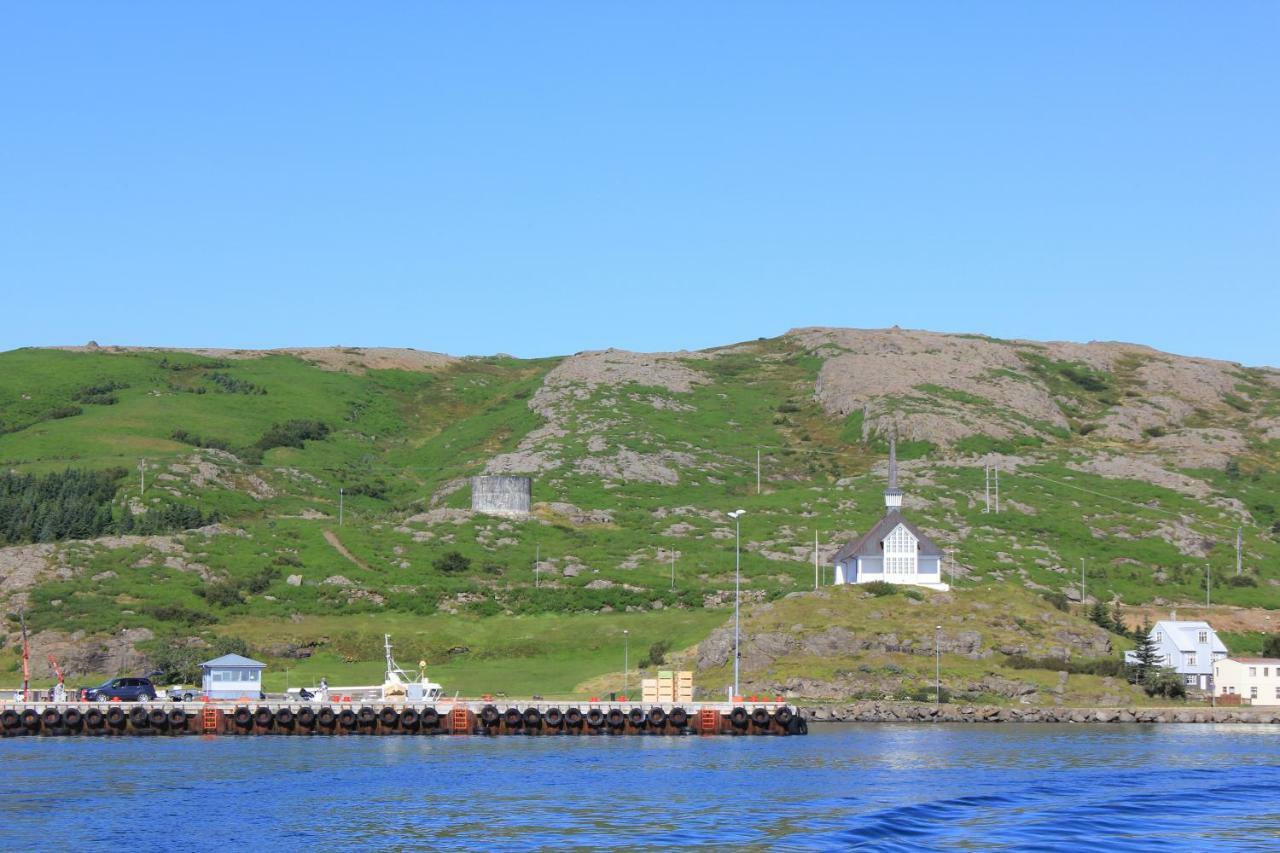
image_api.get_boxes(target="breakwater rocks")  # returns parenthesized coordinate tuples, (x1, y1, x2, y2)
(802, 702, 1280, 724)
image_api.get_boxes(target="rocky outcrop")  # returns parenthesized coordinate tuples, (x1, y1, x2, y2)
(801, 701, 1280, 725)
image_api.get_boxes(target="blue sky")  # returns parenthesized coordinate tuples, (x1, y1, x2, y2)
(2, 4, 1276, 363)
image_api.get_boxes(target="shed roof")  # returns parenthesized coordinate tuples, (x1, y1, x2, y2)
(201, 653, 266, 668)
(834, 513, 943, 563)
(1224, 657, 1280, 664)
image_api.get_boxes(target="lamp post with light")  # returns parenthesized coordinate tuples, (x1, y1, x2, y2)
(935, 625, 942, 706)
(728, 509, 746, 698)
(623, 629, 629, 699)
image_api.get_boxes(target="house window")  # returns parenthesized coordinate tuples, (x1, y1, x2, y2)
(1250, 667, 1257, 677)
(1184, 675, 1196, 686)
(1198, 631, 1207, 643)
(1185, 652, 1197, 667)
(1275, 687, 1279, 700)
(1250, 687, 1258, 700)
(882, 525, 918, 577)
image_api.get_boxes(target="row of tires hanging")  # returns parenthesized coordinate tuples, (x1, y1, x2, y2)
(0, 704, 807, 736)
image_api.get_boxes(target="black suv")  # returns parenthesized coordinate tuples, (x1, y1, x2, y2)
(81, 677, 158, 702)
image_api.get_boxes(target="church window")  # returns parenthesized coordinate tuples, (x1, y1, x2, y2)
(883, 525, 918, 577)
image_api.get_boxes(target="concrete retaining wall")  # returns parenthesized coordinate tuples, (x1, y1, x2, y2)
(471, 476, 531, 517)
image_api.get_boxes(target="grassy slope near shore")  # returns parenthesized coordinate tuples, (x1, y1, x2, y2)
(1, 340, 1278, 697)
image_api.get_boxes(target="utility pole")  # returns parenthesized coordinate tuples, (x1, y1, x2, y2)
(994, 464, 1000, 514)
(814, 530, 819, 591)
(19, 611, 30, 702)
(984, 463, 991, 513)
(138, 459, 148, 496)
(670, 548, 675, 592)
(1080, 558, 1086, 607)
(338, 487, 344, 526)
(935, 625, 942, 708)
(1206, 563, 1211, 607)
(756, 447, 761, 495)
(535, 543, 540, 589)
(623, 629, 629, 699)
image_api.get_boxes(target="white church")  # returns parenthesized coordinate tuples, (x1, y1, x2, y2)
(832, 439, 950, 591)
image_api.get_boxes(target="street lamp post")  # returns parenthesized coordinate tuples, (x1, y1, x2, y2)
(935, 625, 942, 706)
(623, 629, 629, 699)
(728, 509, 746, 699)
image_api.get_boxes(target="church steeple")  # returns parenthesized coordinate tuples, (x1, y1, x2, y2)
(884, 435, 903, 514)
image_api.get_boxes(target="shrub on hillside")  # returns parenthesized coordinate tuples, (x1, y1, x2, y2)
(433, 551, 472, 574)
(862, 581, 897, 597)
(1263, 634, 1280, 659)
(1039, 591, 1070, 612)
(255, 419, 330, 452)
(1143, 667, 1187, 699)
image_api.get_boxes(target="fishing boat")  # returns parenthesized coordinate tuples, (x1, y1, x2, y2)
(292, 634, 444, 703)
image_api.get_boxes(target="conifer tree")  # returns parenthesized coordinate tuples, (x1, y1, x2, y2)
(1129, 619, 1160, 684)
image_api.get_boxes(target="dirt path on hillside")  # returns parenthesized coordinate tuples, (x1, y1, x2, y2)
(322, 529, 370, 571)
(1119, 604, 1278, 634)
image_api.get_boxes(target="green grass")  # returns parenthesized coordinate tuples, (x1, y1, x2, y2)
(2, 338, 1279, 698)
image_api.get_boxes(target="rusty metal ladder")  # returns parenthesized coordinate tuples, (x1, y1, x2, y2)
(699, 708, 721, 735)
(202, 707, 220, 734)
(450, 706, 470, 734)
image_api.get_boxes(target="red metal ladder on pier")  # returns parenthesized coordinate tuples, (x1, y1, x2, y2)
(450, 706, 470, 734)
(202, 707, 220, 734)
(699, 708, 721, 735)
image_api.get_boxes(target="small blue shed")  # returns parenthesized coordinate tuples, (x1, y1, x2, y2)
(201, 653, 266, 700)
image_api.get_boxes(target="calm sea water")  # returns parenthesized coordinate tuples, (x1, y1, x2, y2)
(1, 724, 1278, 850)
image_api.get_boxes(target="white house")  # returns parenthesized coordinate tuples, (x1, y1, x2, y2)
(832, 439, 948, 592)
(202, 653, 266, 700)
(1124, 620, 1228, 690)
(1213, 658, 1280, 705)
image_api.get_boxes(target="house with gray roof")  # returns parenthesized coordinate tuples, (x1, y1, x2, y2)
(1124, 620, 1227, 691)
(833, 439, 949, 591)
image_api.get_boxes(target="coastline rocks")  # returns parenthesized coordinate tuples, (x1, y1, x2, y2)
(800, 701, 1280, 725)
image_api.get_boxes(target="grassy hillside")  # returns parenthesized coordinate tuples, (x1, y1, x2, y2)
(1, 332, 1277, 696)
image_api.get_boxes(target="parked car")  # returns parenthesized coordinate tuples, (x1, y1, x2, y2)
(80, 677, 158, 702)
(164, 685, 199, 701)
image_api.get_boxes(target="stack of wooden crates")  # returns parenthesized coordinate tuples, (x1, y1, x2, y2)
(641, 670, 694, 704)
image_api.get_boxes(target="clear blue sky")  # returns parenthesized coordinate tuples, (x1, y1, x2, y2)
(2, 4, 1276, 364)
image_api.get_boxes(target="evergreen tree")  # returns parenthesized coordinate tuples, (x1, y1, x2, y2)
(1110, 599, 1127, 637)
(1129, 619, 1161, 684)
(1263, 634, 1280, 659)
(1088, 600, 1112, 631)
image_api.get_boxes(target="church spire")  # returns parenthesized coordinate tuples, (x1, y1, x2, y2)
(884, 434, 903, 514)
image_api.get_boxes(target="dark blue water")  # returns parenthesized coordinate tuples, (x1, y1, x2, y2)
(2, 724, 1278, 850)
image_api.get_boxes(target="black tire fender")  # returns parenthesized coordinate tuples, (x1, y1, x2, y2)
(544, 707, 564, 727)
(63, 708, 84, 729)
(85, 708, 106, 730)
(233, 706, 253, 727)
(318, 707, 337, 728)
(275, 707, 295, 727)
(129, 706, 150, 728)
(729, 707, 749, 729)
(401, 709, 420, 730)
(420, 708, 439, 729)
(669, 707, 688, 728)
(106, 707, 127, 729)
(0, 709, 19, 730)
(627, 707, 646, 727)
(565, 707, 584, 728)
(339, 709, 358, 729)
(647, 706, 667, 727)
(254, 707, 273, 728)
(522, 707, 542, 728)
(149, 708, 169, 728)
(606, 709, 625, 729)
(167, 708, 187, 729)
(20, 709, 41, 731)
(751, 707, 770, 728)
(586, 708, 605, 728)
(379, 707, 399, 727)
(480, 705, 500, 726)
(297, 707, 317, 728)
(41, 708, 62, 728)
(503, 708, 523, 729)
(774, 707, 794, 727)
(357, 706, 377, 727)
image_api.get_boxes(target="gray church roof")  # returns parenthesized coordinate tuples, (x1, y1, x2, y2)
(834, 513, 943, 563)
